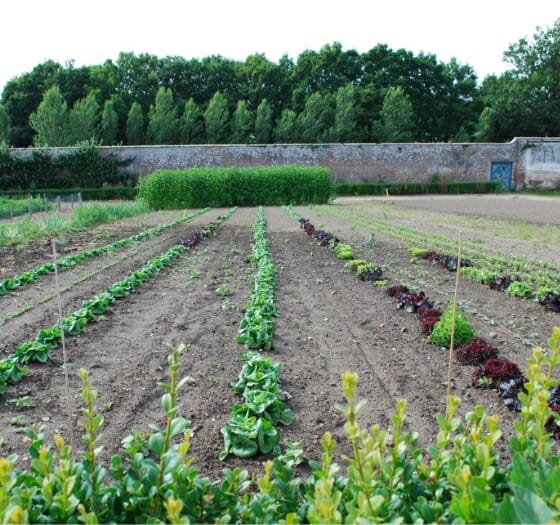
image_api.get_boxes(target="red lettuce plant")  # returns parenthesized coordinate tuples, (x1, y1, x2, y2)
(455, 337, 499, 365)
(538, 292, 560, 312)
(387, 284, 409, 297)
(421, 316, 440, 335)
(417, 306, 443, 319)
(472, 358, 523, 388)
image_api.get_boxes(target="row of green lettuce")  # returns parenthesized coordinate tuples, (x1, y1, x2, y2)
(0, 209, 236, 395)
(222, 207, 291, 460)
(0, 208, 210, 296)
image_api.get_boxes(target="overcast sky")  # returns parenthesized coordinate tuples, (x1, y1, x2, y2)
(1, 0, 558, 93)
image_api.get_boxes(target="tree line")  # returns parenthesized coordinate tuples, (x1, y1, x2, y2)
(0, 18, 559, 147)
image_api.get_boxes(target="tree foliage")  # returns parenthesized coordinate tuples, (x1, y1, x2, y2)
(147, 87, 179, 144)
(231, 100, 253, 143)
(67, 93, 99, 145)
(101, 98, 119, 145)
(181, 98, 205, 144)
(478, 17, 560, 139)
(379, 87, 415, 142)
(3, 22, 560, 146)
(126, 102, 145, 145)
(29, 86, 68, 146)
(0, 104, 9, 144)
(204, 91, 230, 144)
(254, 98, 273, 144)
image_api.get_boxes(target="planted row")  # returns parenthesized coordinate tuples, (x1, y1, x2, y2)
(0, 209, 236, 395)
(0, 208, 211, 296)
(220, 352, 293, 459)
(236, 207, 279, 350)
(317, 204, 560, 297)
(386, 281, 560, 433)
(289, 208, 560, 439)
(410, 247, 560, 313)
(289, 209, 385, 283)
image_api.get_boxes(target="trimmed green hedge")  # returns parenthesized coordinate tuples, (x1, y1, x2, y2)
(0, 186, 137, 201)
(138, 166, 334, 209)
(335, 180, 502, 196)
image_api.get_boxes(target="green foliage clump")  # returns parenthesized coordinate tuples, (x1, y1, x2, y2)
(506, 280, 534, 298)
(461, 266, 499, 284)
(428, 305, 476, 347)
(0, 142, 135, 191)
(409, 247, 429, 257)
(0, 197, 46, 218)
(345, 259, 368, 270)
(331, 241, 354, 260)
(138, 166, 334, 209)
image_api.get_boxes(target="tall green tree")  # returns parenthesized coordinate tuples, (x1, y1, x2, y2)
(297, 92, 334, 142)
(476, 74, 535, 141)
(274, 109, 298, 143)
(332, 84, 359, 142)
(126, 102, 145, 145)
(378, 87, 415, 142)
(29, 86, 68, 146)
(115, 52, 161, 114)
(181, 98, 205, 144)
(67, 93, 99, 145)
(254, 98, 273, 143)
(1, 60, 65, 146)
(147, 87, 179, 144)
(231, 100, 253, 143)
(0, 104, 9, 144)
(499, 18, 560, 136)
(100, 98, 119, 145)
(204, 91, 230, 144)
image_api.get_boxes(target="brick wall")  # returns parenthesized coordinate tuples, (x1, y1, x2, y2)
(12, 137, 560, 189)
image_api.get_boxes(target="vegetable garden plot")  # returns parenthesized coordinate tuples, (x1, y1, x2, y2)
(2, 202, 560, 522)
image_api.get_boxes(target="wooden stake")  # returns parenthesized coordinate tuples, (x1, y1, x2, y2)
(52, 239, 75, 450)
(446, 232, 463, 418)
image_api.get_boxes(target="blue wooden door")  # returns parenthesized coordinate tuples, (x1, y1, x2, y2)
(490, 162, 512, 191)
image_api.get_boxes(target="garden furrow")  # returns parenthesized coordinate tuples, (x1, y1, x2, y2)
(0, 208, 211, 297)
(317, 204, 560, 292)
(299, 205, 559, 351)
(0, 209, 226, 346)
(0, 208, 257, 473)
(262, 207, 512, 461)
(0, 209, 237, 395)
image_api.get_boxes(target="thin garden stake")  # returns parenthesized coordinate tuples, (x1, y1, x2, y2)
(52, 239, 75, 450)
(446, 231, 463, 418)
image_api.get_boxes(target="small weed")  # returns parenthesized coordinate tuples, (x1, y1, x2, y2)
(10, 415, 25, 426)
(477, 376, 493, 387)
(215, 283, 232, 297)
(222, 299, 238, 311)
(187, 267, 200, 279)
(9, 396, 34, 409)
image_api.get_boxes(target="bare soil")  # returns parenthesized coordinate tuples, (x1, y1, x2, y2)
(1, 195, 559, 480)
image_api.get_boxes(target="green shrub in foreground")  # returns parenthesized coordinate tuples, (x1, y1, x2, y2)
(138, 166, 334, 209)
(1, 328, 559, 523)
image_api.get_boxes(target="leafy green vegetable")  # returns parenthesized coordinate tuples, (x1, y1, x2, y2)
(428, 306, 476, 347)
